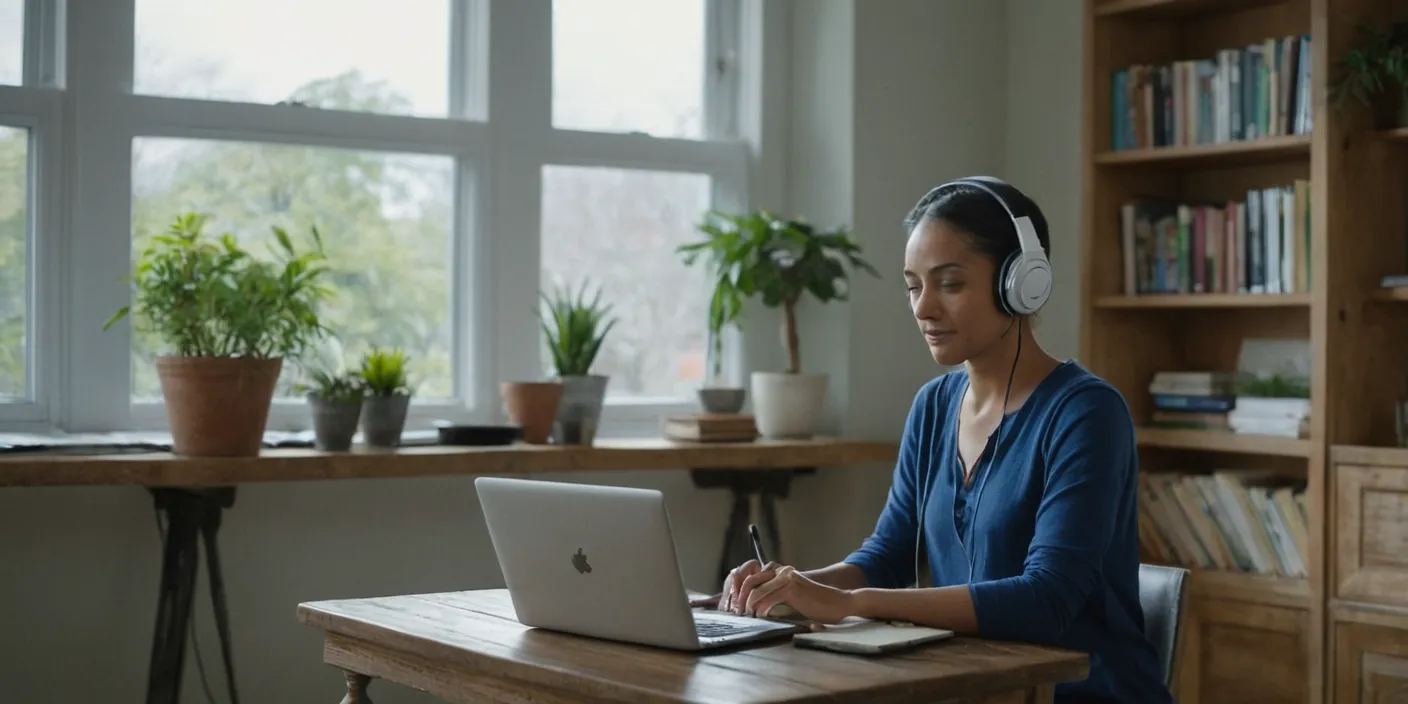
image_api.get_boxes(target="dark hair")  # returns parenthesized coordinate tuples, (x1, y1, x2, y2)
(902, 184, 1052, 267)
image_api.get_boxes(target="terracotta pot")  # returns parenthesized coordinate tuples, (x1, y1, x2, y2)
(500, 381, 564, 444)
(156, 356, 282, 457)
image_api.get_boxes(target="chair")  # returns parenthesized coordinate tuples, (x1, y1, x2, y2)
(1139, 563, 1189, 688)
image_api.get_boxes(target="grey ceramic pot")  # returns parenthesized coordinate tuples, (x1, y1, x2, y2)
(307, 393, 363, 452)
(361, 393, 411, 448)
(697, 386, 746, 414)
(554, 374, 609, 445)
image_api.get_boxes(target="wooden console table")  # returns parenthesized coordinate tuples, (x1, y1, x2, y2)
(297, 588, 1089, 703)
(0, 437, 897, 704)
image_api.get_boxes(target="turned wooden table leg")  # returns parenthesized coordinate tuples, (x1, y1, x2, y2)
(339, 671, 372, 703)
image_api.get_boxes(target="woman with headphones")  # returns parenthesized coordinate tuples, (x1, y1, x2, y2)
(721, 177, 1172, 703)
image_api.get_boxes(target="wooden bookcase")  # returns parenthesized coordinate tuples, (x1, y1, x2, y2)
(1080, 0, 1408, 702)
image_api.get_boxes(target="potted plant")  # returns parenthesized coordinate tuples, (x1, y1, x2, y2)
(105, 212, 331, 457)
(677, 209, 878, 439)
(541, 280, 617, 445)
(295, 338, 365, 452)
(499, 379, 564, 445)
(359, 346, 412, 448)
(1331, 21, 1408, 128)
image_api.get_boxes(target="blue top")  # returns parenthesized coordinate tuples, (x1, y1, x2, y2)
(844, 360, 1172, 704)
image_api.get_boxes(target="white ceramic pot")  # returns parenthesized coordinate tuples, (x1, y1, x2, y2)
(750, 371, 828, 439)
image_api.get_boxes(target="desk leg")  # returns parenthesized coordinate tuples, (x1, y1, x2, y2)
(146, 487, 239, 704)
(689, 469, 808, 586)
(339, 671, 373, 704)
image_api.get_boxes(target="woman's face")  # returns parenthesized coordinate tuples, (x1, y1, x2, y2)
(903, 218, 1009, 366)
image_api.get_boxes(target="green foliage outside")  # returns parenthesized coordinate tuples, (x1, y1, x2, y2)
(129, 70, 454, 399)
(0, 127, 25, 400)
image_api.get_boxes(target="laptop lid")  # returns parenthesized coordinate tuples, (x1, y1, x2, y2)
(474, 476, 700, 649)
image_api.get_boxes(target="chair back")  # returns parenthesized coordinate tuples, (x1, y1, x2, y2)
(1139, 563, 1189, 688)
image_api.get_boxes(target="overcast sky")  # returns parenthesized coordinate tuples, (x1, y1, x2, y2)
(1, 0, 706, 137)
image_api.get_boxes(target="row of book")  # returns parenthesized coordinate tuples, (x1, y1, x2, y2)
(1111, 34, 1312, 151)
(1139, 471, 1307, 578)
(1149, 371, 1309, 439)
(1119, 180, 1310, 296)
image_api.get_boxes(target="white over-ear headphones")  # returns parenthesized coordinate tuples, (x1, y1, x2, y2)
(915, 176, 1053, 317)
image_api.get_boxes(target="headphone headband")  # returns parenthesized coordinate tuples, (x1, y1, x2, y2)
(915, 176, 1052, 316)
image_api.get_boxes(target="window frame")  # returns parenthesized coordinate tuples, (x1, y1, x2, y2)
(2, 0, 758, 437)
(0, 0, 63, 426)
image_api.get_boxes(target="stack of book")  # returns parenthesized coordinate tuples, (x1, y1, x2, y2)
(1230, 396, 1310, 438)
(1147, 371, 1238, 430)
(1119, 180, 1311, 296)
(662, 413, 758, 443)
(1110, 34, 1311, 151)
(1138, 471, 1308, 579)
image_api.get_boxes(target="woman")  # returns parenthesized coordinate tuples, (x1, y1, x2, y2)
(722, 177, 1172, 703)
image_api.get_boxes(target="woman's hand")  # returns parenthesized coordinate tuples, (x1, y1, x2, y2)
(744, 565, 856, 625)
(720, 559, 775, 613)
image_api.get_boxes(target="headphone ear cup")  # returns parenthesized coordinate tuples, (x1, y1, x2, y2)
(995, 250, 1021, 317)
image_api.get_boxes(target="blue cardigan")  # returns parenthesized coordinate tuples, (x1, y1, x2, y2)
(843, 361, 1172, 703)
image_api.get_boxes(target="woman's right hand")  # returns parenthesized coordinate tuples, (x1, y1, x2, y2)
(720, 559, 779, 614)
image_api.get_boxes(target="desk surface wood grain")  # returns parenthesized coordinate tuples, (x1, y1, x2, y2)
(0, 437, 897, 488)
(297, 589, 1088, 704)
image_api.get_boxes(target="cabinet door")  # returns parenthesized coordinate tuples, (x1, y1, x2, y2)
(1334, 617, 1408, 703)
(1179, 598, 1308, 704)
(1335, 464, 1408, 607)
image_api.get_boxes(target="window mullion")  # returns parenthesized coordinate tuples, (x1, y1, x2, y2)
(60, 0, 137, 431)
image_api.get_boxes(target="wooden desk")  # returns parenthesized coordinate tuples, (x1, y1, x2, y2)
(1, 438, 897, 704)
(297, 589, 1089, 703)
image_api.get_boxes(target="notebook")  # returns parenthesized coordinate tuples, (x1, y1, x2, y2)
(792, 619, 954, 655)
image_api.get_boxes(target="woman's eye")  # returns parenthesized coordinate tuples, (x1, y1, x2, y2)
(939, 281, 963, 291)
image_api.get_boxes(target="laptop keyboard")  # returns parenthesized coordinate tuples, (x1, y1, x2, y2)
(694, 615, 766, 638)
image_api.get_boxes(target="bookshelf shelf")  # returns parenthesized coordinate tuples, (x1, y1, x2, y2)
(1371, 287, 1408, 302)
(1095, 293, 1312, 309)
(1186, 568, 1311, 609)
(1093, 0, 1290, 20)
(1378, 126, 1408, 142)
(1136, 426, 1312, 457)
(1093, 134, 1311, 168)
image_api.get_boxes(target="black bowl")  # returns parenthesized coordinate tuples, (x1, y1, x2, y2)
(433, 422, 523, 446)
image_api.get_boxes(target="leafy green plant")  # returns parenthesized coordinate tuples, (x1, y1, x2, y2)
(540, 280, 618, 377)
(298, 369, 365, 402)
(677, 210, 879, 375)
(1330, 21, 1408, 122)
(1235, 373, 1311, 399)
(104, 212, 332, 359)
(359, 346, 411, 397)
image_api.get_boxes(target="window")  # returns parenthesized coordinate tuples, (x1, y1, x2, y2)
(0, 127, 26, 401)
(1, 0, 759, 434)
(540, 166, 712, 400)
(134, 0, 453, 117)
(0, 0, 20, 85)
(552, 0, 707, 139)
(130, 138, 456, 402)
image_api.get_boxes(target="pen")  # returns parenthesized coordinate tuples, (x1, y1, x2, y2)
(748, 523, 768, 565)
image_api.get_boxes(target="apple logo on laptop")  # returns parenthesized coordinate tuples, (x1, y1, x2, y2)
(572, 548, 592, 574)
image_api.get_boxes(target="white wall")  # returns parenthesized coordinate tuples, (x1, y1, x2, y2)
(0, 2, 1087, 701)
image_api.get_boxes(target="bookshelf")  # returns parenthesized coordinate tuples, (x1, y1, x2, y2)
(1081, 0, 1408, 701)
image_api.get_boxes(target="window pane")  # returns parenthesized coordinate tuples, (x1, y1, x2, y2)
(131, 138, 456, 401)
(0, 127, 27, 400)
(134, 0, 451, 117)
(0, 0, 21, 85)
(552, 0, 706, 139)
(541, 165, 711, 400)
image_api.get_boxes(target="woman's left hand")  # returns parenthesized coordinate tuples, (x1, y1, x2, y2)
(744, 565, 856, 625)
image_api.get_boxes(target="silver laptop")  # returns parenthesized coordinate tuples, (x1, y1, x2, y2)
(474, 476, 804, 651)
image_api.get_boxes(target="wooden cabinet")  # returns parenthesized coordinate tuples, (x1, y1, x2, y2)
(1335, 463, 1408, 608)
(1178, 598, 1309, 704)
(1332, 609, 1408, 703)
